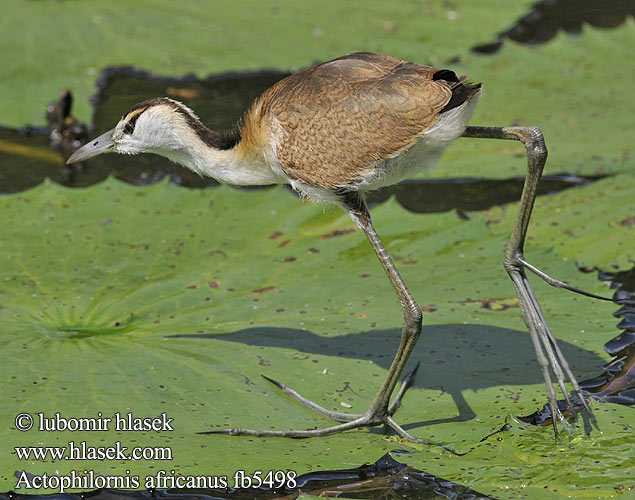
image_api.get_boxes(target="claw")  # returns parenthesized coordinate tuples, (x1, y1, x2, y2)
(261, 374, 285, 389)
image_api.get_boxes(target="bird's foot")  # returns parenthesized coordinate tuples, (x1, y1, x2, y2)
(199, 363, 434, 445)
(505, 255, 605, 435)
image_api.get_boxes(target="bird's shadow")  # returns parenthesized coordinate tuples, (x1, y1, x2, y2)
(169, 323, 606, 428)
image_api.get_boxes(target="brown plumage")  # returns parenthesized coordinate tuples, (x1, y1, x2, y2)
(242, 52, 480, 188)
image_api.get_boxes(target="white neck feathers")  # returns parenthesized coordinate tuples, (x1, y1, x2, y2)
(148, 111, 284, 186)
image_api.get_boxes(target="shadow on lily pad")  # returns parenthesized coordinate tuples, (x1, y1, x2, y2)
(169, 322, 605, 427)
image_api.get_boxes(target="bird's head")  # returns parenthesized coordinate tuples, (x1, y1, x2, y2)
(67, 97, 201, 164)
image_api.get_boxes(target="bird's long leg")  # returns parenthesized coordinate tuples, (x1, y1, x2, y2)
(462, 125, 602, 434)
(342, 193, 424, 421)
(202, 193, 429, 443)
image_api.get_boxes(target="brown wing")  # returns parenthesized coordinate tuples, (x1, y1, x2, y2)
(258, 52, 453, 188)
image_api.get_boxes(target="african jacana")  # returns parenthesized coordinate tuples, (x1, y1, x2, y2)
(68, 52, 605, 442)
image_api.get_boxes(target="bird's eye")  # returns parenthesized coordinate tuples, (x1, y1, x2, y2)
(123, 122, 135, 135)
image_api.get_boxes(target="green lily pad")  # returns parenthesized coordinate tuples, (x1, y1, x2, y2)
(1, 171, 632, 497)
(0, 0, 533, 128)
(428, 402, 635, 499)
(440, 21, 635, 179)
(1, 2, 634, 498)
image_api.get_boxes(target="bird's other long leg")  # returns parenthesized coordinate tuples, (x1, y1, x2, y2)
(462, 126, 596, 434)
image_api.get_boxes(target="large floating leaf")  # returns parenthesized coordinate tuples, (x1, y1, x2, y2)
(0, 0, 532, 128)
(440, 21, 635, 179)
(1, 173, 632, 497)
(1, 2, 633, 498)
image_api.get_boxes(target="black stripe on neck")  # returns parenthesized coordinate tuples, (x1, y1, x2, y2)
(126, 97, 241, 151)
(177, 110, 241, 150)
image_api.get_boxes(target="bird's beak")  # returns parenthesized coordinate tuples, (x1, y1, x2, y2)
(66, 129, 115, 164)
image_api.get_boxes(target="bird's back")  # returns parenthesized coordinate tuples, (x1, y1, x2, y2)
(243, 52, 480, 190)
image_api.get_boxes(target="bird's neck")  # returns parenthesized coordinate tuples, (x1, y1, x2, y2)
(158, 121, 284, 186)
